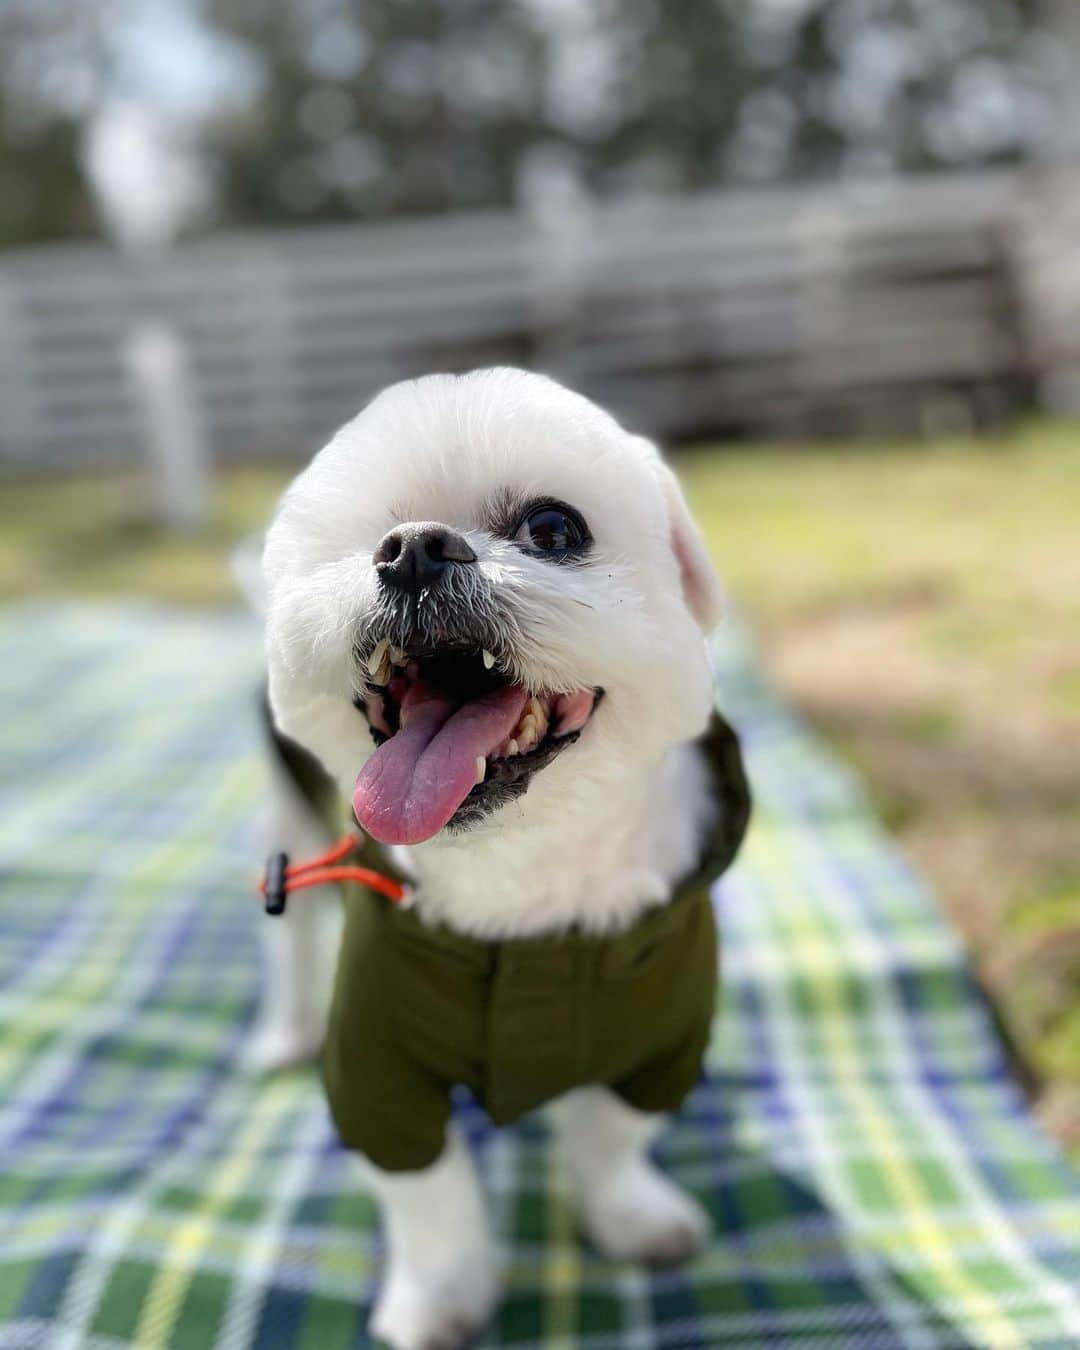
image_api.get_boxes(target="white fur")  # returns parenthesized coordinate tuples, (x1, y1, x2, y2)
(245, 752, 341, 1071)
(366, 1091, 711, 1350)
(256, 368, 724, 1348)
(557, 1086, 712, 1265)
(365, 1129, 498, 1349)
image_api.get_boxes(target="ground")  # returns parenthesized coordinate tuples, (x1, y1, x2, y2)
(4, 420, 1078, 1158)
(679, 422, 1080, 1157)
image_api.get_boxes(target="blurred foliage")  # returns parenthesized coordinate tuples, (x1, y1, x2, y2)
(0, 0, 1071, 245)
(199, 0, 1066, 223)
(0, 0, 103, 247)
(3, 421, 1078, 1159)
(0, 107, 96, 248)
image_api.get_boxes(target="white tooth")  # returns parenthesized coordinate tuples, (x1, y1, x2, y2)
(367, 639, 390, 678)
(526, 697, 544, 722)
(508, 738, 519, 757)
(482, 649, 495, 669)
(475, 756, 486, 784)
(518, 715, 537, 742)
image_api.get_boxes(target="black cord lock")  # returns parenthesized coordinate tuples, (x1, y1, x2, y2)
(264, 852, 290, 916)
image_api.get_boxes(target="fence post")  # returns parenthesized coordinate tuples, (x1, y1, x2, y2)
(0, 272, 40, 466)
(794, 194, 848, 433)
(122, 318, 210, 530)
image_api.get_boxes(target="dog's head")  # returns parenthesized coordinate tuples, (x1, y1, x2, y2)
(263, 368, 722, 847)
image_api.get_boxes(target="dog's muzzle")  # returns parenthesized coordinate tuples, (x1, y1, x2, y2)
(352, 641, 602, 846)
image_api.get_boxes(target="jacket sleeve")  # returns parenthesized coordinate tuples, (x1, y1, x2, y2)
(321, 895, 453, 1173)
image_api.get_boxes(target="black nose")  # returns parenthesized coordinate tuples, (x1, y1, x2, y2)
(373, 522, 477, 595)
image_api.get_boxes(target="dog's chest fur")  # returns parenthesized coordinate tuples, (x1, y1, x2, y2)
(386, 740, 716, 940)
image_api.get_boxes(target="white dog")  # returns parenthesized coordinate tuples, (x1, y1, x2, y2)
(251, 368, 749, 1349)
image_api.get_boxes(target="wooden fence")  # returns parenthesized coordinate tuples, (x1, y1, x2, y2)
(0, 167, 1077, 471)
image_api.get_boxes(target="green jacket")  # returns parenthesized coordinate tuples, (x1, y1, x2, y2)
(267, 705, 751, 1173)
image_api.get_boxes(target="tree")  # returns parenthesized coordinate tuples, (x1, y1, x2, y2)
(199, 0, 1066, 228)
(0, 0, 1071, 244)
(0, 0, 107, 247)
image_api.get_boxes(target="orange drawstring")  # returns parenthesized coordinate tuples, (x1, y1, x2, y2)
(258, 834, 406, 914)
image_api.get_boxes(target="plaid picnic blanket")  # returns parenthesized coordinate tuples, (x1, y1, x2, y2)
(1, 602, 1078, 1350)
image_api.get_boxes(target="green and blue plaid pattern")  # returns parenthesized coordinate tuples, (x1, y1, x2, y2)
(1, 602, 1078, 1350)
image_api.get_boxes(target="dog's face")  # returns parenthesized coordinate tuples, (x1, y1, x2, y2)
(263, 369, 722, 847)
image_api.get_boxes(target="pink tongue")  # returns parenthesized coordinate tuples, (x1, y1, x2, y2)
(352, 681, 528, 845)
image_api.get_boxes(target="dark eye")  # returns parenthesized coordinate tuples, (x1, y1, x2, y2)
(513, 502, 589, 556)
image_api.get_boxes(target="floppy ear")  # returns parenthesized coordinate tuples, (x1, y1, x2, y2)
(654, 459, 724, 632)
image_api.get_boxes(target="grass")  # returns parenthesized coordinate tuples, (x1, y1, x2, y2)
(4, 420, 1079, 1157)
(0, 467, 286, 606)
(677, 420, 1080, 1157)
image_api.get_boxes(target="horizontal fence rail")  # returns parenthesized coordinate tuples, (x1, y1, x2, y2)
(0, 168, 1077, 470)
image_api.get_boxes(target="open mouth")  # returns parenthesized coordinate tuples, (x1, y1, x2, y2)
(352, 640, 601, 845)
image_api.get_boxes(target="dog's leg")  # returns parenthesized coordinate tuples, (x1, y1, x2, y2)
(246, 755, 341, 1071)
(367, 1128, 497, 1350)
(557, 1086, 710, 1266)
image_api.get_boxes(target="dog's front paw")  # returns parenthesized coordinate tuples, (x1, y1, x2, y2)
(370, 1261, 497, 1350)
(578, 1158, 711, 1268)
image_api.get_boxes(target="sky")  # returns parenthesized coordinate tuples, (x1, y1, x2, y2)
(107, 0, 258, 118)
